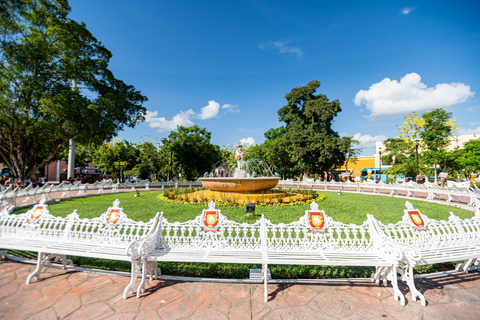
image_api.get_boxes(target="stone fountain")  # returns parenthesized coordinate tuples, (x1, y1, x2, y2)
(199, 146, 283, 202)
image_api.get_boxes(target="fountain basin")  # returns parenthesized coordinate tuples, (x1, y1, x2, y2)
(200, 177, 280, 193)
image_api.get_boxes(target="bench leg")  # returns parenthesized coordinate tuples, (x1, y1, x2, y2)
(136, 258, 157, 298)
(371, 266, 389, 286)
(389, 266, 405, 307)
(27, 252, 47, 284)
(136, 258, 147, 298)
(147, 262, 160, 280)
(26, 253, 72, 285)
(373, 266, 406, 306)
(135, 259, 161, 298)
(456, 258, 477, 273)
(402, 264, 426, 307)
(124, 259, 141, 299)
(263, 263, 268, 303)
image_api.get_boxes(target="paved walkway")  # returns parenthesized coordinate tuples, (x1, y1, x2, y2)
(1, 260, 479, 319)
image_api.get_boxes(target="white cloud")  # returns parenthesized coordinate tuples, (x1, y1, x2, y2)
(145, 100, 239, 132)
(239, 137, 256, 147)
(401, 7, 416, 15)
(222, 103, 240, 113)
(197, 100, 220, 120)
(145, 110, 194, 132)
(259, 39, 303, 59)
(352, 133, 388, 149)
(458, 126, 480, 136)
(354, 73, 475, 119)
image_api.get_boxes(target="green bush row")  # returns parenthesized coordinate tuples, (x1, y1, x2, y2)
(7, 250, 458, 280)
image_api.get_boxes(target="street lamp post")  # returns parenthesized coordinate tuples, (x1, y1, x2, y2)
(118, 151, 122, 183)
(67, 80, 76, 181)
(378, 147, 382, 181)
(415, 140, 419, 177)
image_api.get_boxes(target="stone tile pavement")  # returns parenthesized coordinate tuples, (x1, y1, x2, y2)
(1, 260, 479, 319)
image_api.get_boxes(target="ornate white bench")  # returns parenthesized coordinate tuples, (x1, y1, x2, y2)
(133, 201, 265, 298)
(0, 186, 18, 208)
(0, 196, 160, 299)
(263, 202, 416, 306)
(369, 201, 480, 307)
(134, 201, 414, 306)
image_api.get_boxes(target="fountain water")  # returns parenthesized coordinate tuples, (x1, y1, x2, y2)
(200, 144, 280, 193)
(198, 146, 284, 202)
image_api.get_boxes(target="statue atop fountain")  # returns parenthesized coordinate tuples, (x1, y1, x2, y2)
(234, 145, 246, 178)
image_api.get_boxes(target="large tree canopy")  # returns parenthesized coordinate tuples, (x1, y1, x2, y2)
(278, 80, 347, 178)
(0, 0, 147, 180)
(163, 125, 222, 181)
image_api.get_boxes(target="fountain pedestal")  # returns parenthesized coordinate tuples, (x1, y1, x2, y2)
(199, 177, 280, 193)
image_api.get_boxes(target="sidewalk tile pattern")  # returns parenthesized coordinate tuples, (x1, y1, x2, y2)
(1, 261, 479, 319)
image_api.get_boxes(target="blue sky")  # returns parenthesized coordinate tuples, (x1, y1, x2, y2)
(69, 0, 480, 156)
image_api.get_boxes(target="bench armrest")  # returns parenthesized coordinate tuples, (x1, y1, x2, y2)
(367, 214, 423, 265)
(126, 219, 163, 260)
(125, 212, 163, 260)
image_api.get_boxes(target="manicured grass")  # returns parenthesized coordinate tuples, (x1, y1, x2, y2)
(15, 190, 473, 225)
(10, 190, 473, 279)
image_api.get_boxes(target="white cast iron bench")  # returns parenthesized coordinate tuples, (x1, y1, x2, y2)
(263, 201, 417, 306)
(134, 201, 415, 306)
(133, 201, 265, 299)
(369, 201, 480, 307)
(0, 196, 160, 299)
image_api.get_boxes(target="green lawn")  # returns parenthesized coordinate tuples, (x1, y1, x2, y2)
(14, 189, 473, 225)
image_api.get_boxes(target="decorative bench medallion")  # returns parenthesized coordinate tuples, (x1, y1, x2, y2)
(308, 210, 326, 233)
(408, 210, 427, 231)
(106, 208, 120, 228)
(203, 201, 219, 231)
(29, 205, 44, 224)
(306, 201, 326, 233)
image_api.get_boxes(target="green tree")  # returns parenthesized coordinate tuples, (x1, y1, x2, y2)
(134, 140, 163, 181)
(92, 138, 138, 182)
(0, 0, 147, 180)
(247, 127, 297, 178)
(459, 138, 480, 177)
(381, 138, 419, 179)
(163, 125, 222, 181)
(278, 80, 347, 179)
(92, 141, 117, 179)
(340, 137, 362, 172)
(419, 109, 456, 181)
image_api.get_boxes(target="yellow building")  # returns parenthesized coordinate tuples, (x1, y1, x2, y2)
(337, 156, 376, 177)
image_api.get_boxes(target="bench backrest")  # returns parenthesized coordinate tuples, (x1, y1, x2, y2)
(369, 201, 467, 249)
(157, 201, 262, 251)
(264, 201, 376, 252)
(0, 196, 68, 240)
(450, 215, 480, 244)
(0, 197, 160, 248)
(65, 199, 159, 247)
